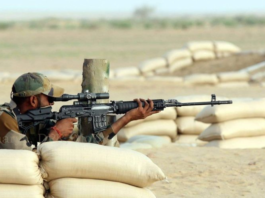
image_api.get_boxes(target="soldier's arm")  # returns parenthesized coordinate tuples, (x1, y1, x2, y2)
(0, 111, 32, 150)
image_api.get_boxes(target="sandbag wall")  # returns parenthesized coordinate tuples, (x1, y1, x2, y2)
(0, 150, 45, 198)
(117, 107, 178, 149)
(1, 41, 261, 87)
(196, 98, 265, 149)
(39, 141, 164, 198)
(173, 95, 212, 146)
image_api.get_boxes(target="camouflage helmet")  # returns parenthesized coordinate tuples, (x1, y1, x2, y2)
(12, 72, 64, 97)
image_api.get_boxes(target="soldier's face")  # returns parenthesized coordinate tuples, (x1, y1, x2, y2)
(39, 94, 54, 107)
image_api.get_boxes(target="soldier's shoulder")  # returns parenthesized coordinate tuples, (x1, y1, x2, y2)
(0, 103, 15, 119)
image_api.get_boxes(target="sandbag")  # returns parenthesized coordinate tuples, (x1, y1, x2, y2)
(192, 50, 216, 61)
(164, 49, 191, 65)
(203, 136, 265, 149)
(175, 95, 221, 117)
(111, 76, 145, 81)
(39, 70, 75, 81)
(174, 135, 207, 147)
(176, 117, 210, 135)
(139, 58, 167, 73)
(143, 71, 155, 77)
(146, 76, 183, 84)
(0, 150, 42, 185)
(215, 52, 232, 58)
(47, 178, 156, 198)
(0, 72, 9, 82)
(169, 57, 193, 73)
(184, 41, 214, 52)
(117, 120, 177, 142)
(217, 72, 249, 82)
(127, 135, 172, 148)
(118, 107, 177, 128)
(155, 67, 169, 75)
(195, 99, 265, 123)
(184, 74, 219, 85)
(214, 41, 241, 53)
(39, 141, 165, 187)
(120, 142, 153, 150)
(198, 118, 265, 141)
(0, 185, 44, 198)
(216, 82, 249, 88)
(114, 67, 140, 77)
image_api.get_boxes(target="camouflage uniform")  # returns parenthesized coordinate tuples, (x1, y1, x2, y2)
(0, 72, 118, 150)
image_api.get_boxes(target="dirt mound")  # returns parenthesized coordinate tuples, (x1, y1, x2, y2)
(166, 53, 265, 77)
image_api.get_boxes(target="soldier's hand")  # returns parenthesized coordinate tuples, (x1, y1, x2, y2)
(54, 118, 77, 138)
(125, 98, 160, 121)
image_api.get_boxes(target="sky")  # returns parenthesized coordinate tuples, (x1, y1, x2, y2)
(0, 0, 265, 20)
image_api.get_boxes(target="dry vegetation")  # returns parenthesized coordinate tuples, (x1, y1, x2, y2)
(0, 26, 265, 73)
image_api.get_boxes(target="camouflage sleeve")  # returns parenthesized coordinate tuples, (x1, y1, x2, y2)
(0, 111, 33, 150)
(76, 126, 120, 147)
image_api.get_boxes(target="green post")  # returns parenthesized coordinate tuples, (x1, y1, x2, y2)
(79, 59, 118, 146)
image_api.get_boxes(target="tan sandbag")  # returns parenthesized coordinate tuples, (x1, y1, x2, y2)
(174, 135, 207, 147)
(0, 150, 42, 185)
(39, 141, 165, 187)
(169, 57, 193, 73)
(192, 50, 216, 61)
(195, 99, 265, 123)
(215, 52, 232, 58)
(0, 72, 9, 82)
(120, 142, 153, 150)
(142, 71, 155, 77)
(176, 117, 210, 135)
(117, 120, 177, 142)
(198, 118, 265, 141)
(175, 95, 222, 117)
(203, 136, 265, 149)
(0, 185, 44, 198)
(216, 82, 249, 88)
(214, 41, 241, 53)
(155, 67, 169, 75)
(128, 135, 172, 148)
(184, 74, 219, 85)
(114, 67, 140, 77)
(111, 76, 145, 81)
(139, 58, 167, 73)
(146, 76, 183, 84)
(184, 41, 214, 52)
(217, 72, 249, 82)
(39, 70, 75, 81)
(164, 49, 191, 65)
(118, 107, 177, 128)
(47, 178, 156, 198)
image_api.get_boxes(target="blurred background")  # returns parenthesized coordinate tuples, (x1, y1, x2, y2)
(0, 0, 265, 72)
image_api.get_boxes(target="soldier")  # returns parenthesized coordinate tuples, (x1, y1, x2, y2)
(0, 72, 159, 150)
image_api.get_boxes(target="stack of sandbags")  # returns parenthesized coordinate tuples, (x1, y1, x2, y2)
(184, 74, 219, 85)
(121, 135, 172, 150)
(216, 71, 250, 87)
(39, 141, 165, 198)
(163, 49, 193, 73)
(174, 95, 213, 146)
(214, 41, 241, 58)
(117, 107, 177, 145)
(196, 98, 265, 149)
(0, 150, 44, 198)
(114, 67, 141, 78)
(184, 41, 216, 61)
(138, 57, 167, 77)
